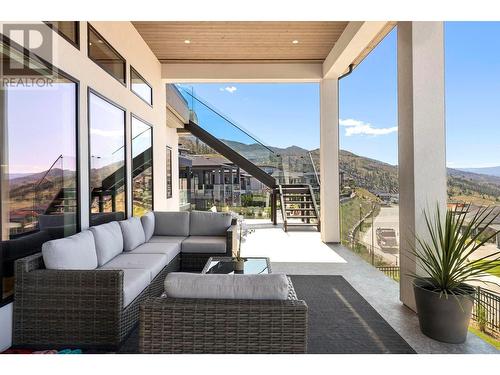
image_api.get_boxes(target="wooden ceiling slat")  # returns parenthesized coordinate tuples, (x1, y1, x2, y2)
(133, 21, 349, 62)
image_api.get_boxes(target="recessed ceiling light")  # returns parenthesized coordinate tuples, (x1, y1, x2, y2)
(292, 40, 299, 44)
(184, 39, 191, 44)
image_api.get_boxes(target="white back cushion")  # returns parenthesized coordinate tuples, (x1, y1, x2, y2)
(164, 273, 290, 300)
(154, 211, 190, 237)
(119, 217, 146, 251)
(141, 211, 155, 242)
(89, 221, 123, 266)
(189, 211, 233, 236)
(42, 230, 98, 270)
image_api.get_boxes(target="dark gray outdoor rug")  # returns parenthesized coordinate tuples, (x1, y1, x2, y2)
(118, 275, 416, 354)
(289, 275, 416, 354)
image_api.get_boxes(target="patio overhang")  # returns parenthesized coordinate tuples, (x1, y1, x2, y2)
(133, 21, 393, 83)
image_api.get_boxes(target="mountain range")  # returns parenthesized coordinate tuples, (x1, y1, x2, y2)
(458, 166, 500, 177)
(226, 140, 500, 202)
(181, 134, 500, 203)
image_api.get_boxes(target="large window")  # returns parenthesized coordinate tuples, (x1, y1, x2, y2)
(445, 23, 500, 297)
(88, 24, 126, 85)
(131, 67, 152, 105)
(339, 28, 399, 274)
(45, 21, 79, 48)
(131, 115, 153, 216)
(0, 42, 78, 305)
(89, 91, 126, 224)
(166, 147, 172, 199)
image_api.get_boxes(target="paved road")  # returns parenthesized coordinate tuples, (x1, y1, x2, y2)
(467, 242, 500, 294)
(361, 205, 500, 294)
(361, 205, 400, 266)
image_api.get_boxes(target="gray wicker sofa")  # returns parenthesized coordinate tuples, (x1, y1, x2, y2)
(13, 210, 237, 350)
(139, 273, 308, 354)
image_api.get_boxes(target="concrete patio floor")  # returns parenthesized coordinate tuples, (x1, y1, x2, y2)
(240, 224, 498, 354)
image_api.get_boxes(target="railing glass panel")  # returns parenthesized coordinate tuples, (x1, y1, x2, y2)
(179, 87, 282, 177)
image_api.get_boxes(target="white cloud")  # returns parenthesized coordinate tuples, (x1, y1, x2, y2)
(219, 86, 237, 94)
(339, 118, 397, 137)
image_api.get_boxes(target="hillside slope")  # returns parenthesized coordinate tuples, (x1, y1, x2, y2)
(179, 134, 500, 202)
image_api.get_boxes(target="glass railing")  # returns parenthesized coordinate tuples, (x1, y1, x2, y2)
(279, 153, 319, 187)
(178, 86, 321, 199)
(179, 87, 283, 178)
(179, 189, 189, 207)
(31, 154, 78, 232)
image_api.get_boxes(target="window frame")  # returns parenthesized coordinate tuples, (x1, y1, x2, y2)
(44, 21, 80, 50)
(166, 146, 173, 199)
(87, 87, 128, 222)
(0, 35, 81, 307)
(130, 66, 153, 106)
(87, 23, 127, 87)
(131, 113, 154, 215)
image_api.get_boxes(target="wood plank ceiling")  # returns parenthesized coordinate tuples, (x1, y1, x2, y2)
(132, 22, 349, 63)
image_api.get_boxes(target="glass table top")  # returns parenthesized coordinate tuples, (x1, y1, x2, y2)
(202, 257, 271, 274)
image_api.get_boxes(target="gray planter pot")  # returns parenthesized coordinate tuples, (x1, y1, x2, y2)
(413, 279, 475, 344)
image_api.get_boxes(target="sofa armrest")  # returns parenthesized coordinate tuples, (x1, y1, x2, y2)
(13, 253, 125, 347)
(15, 253, 123, 298)
(14, 253, 124, 322)
(226, 220, 239, 257)
(15, 270, 123, 306)
(139, 297, 308, 354)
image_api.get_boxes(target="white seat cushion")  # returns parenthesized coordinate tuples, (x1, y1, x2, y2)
(89, 221, 123, 266)
(148, 235, 186, 244)
(181, 236, 226, 254)
(119, 217, 146, 251)
(122, 269, 150, 307)
(100, 253, 168, 279)
(129, 242, 180, 263)
(42, 230, 98, 270)
(164, 273, 290, 300)
(141, 212, 155, 242)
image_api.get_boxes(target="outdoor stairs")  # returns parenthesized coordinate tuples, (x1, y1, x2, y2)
(278, 184, 320, 232)
(45, 187, 78, 215)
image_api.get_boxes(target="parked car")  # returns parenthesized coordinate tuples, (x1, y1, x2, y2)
(376, 227, 399, 252)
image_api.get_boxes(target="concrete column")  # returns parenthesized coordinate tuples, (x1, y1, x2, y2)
(230, 168, 235, 205)
(397, 22, 447, 310)
(220, 168, 225, 205)
(320, 79, 340, 243)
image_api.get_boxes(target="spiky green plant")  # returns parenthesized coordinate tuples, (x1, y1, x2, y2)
(411, 204, 500, 297)
(476, 305, 487, 332)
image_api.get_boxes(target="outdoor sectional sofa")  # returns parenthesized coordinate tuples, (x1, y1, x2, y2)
(13, 210, 237, 350)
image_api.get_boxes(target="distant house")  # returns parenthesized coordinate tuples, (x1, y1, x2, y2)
(462, 205, 500, 249)
(178, 153, 255, 210)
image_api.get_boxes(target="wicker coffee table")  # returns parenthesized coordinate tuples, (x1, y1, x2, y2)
(201, 257, 272, 274)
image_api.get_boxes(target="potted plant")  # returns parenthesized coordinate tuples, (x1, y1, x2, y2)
(411, 204, 500, 344)
(233, 214, 254, 272)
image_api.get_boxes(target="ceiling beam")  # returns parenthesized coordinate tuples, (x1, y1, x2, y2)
(323, 21, 390, 79)
(162, 62, 323, 83)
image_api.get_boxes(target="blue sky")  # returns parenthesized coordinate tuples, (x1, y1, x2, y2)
(179, 83, 320, 150)
(180, 22, 500, 168)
